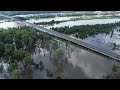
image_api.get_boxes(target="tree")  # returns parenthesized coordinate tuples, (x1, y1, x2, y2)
(0, 64, 3, 73)
(112, 64, 119, 73)
(46, 69, 53, 77)
(54, 49, 65, 59)
(14, 38, 23, 50)
(11, 69, 21, 79)
(23, 56, 33, 64)
(4, 44, 15, 58)
(39, 61, 44, 71)
(23, 56, 33, 70)
(52, 41, 59, 51)
(13, 50, 26, 62)
(8, 63, 18, 72)
(52, 22, 116, 39)
(4, 34, 13, 44)
(0, 42, 4, 58)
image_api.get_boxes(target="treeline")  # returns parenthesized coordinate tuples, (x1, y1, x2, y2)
(51, 22, 120, 39)
(26, 13, 97, 20)
(26, 15, 55, 19)
(69, 16, 120, 21)
(32, 16, 120, 26)
(26, 13, 120, 20)
(34, 20, 62, 25)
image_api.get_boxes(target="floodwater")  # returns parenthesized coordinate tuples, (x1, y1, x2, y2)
(0, 21, 23, 29)
(0, 17, 120, 79)
(69, 26, 120, 56)
(46, 19, 120, 29)
(30, 39, 120, 79)
(26, 16, 82, 23)
(1, 18, 120, 29)
(26, 18, 120, 28)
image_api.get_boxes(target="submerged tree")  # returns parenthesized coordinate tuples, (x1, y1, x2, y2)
(11, 69, 22, 79)
(0, 42, 5, 58)
(23, 56, 33, 70)
(112, 64, 119, 73)
(46, 68, 53, 78)
(0, 64, 3, 73)
(54, 49, 65, 59)
(4, 44, 15, 60)
(39, 61, 44, 71)
(13, 50, 27, 62)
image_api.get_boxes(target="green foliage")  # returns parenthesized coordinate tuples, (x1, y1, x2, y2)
(14, 38, 23, 50)
(23, 56, 33, 64)
(52, 41, 59, 51)
(55, 65, 64, 75)
(52, 22, 120, 39)
(34, 20, 62, 25)
(4, 44, 15, 57)
(0, 65, 3, 72)
(13, 50, 27, 61)
(0, 42, 5, 57)
(54, 49, 65, 59)
(11, 69, 21, 79)
(0, 26, 51, 78)
(112, 64, 119, 73)
(8, 63, 18, 72)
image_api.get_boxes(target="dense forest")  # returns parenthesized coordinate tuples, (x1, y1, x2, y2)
(0, 26, 67, 79)
(0, 26, 40, 78)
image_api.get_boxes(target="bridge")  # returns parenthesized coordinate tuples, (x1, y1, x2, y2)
(1, 14, 120, 61)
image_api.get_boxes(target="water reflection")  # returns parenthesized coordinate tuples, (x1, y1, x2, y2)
(2, 18, 120, 29)
(83, 26, 120, 55)
(29, 37, 120, 79)
(46, 19, 120, 29)
(0, 18, 120, 79)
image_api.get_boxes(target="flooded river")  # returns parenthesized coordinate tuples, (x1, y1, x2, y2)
(28, 39, 120, 79)
(0, 17, 120, 79)
(2, 18, 120, 29)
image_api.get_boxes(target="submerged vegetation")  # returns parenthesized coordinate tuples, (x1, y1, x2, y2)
(26, 14, 120, 21)
(34, 20, 63, 25)
(1, 12, 120, 79)
(103, 64, 120, 79)
(51, 22, 120, 39)
(33, 16, 120, 26)
(0, 25, 68, 79)
(0, 26, 40, 78)
(69, 15, 120, 21)
(0, 26, 55, 79)
(26, 14, 55, 19)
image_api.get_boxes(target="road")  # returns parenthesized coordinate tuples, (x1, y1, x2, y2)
(1, 14, 120, 61)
